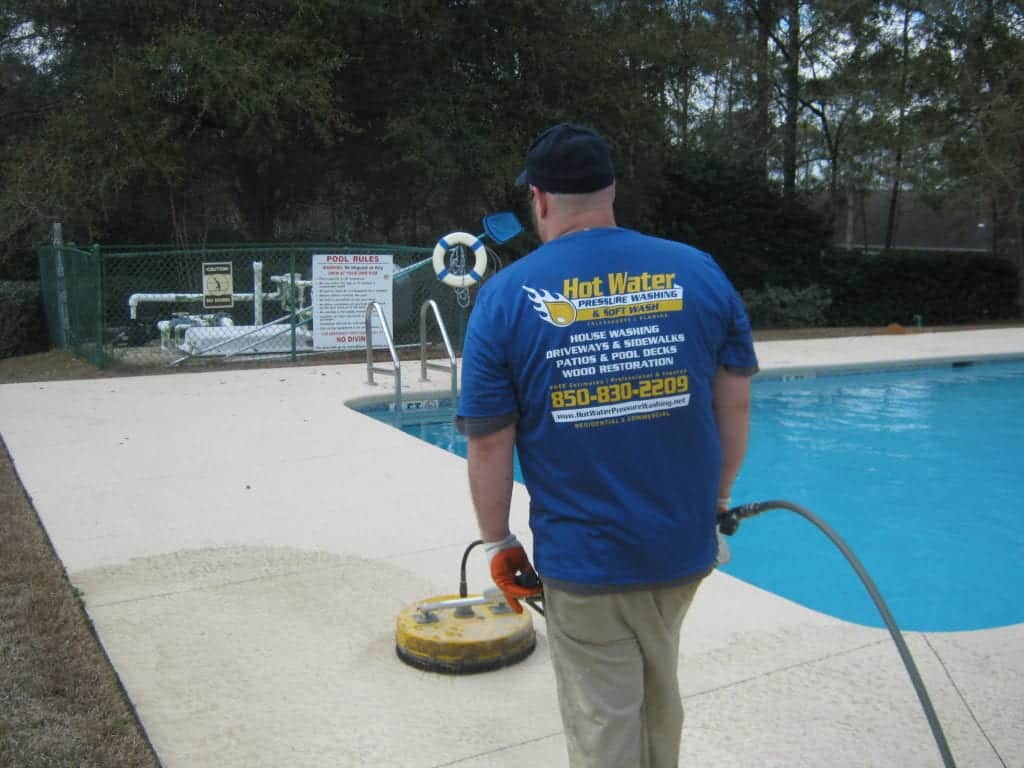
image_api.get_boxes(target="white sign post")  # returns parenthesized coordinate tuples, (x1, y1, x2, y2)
(312, 253, 394, 350)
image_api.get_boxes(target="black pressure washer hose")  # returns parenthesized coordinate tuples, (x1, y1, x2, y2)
(458, 501, 955, 766)
(718, 500, 957, 768)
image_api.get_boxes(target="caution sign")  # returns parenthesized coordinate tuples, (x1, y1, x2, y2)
(203, 262, 234, 309)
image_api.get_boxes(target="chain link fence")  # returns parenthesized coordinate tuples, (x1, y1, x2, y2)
(38, 243, 104, 366)
(37, 240, 496, 370)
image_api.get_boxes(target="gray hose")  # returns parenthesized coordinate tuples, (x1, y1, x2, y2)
(719, 500, 956, 768)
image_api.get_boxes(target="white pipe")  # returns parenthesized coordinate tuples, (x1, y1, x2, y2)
(128, 270, 307, 319)
(253, 261, 264, 326)
(157, 320, 172, 350)
(130, 293, 197, 319)
(128, 290, 281, 319)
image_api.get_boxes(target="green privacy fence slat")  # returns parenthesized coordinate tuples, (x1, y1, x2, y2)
(37, 241, 475, 370)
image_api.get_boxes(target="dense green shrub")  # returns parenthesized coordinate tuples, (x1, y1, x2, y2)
(0, 281, 49, 358)
(741, 284, 832, 329)
(729, 249, 1019, 329)
(821, 250, 1020, 326)
(649, 150, 833, 292)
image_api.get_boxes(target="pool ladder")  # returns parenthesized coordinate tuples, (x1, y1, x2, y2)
(418, 299, 459, 408)
(364, 299, 458, 417)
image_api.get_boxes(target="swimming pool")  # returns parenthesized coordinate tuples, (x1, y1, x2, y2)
(362, 360, 1024, 631)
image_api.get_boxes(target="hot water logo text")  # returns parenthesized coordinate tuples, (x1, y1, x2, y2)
(523, 271, 683, 328)
(520, 270, 690, 426)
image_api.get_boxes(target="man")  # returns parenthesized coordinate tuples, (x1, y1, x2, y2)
(456, 123, 757, 768)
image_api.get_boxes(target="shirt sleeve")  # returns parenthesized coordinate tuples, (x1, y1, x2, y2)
(718, 287, 759, 376)
(456, 283, 520, 424)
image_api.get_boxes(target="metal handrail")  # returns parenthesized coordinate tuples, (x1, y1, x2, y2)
(418, 300, 458, 407)
(365, 301, 402, 417)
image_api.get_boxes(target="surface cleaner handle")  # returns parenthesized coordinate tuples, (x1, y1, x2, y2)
(417, 588, 506, 614)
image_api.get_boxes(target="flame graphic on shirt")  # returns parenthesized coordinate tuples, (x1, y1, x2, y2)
(523, 285, 577, 327)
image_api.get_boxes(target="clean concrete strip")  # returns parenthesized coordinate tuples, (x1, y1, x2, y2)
(1, 328, 1021, 767)
(756, 327, 1024, 376)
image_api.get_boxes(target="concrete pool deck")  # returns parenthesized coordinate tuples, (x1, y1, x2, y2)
(1, 327, 1022, 767)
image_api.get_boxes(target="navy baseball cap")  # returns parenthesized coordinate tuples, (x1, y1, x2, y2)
(515, 123, 615, 194)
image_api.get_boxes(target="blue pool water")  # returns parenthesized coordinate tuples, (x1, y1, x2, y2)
(372, 360, 1024, 631)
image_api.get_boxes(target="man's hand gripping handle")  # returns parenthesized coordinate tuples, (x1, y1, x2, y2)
(484, 534, 543, 614)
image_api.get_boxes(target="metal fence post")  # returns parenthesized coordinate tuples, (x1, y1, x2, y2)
(290, 252, 297, 361)
(52, 223, 70, 348)
(93, 244, 105, 369)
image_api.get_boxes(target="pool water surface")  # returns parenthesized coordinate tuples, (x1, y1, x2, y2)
(368, 360, 1024, 631)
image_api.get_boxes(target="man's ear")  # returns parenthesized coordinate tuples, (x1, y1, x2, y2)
(535, 188, 549, 219)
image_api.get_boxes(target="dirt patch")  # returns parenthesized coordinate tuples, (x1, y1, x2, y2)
(0, 349, 110, 383)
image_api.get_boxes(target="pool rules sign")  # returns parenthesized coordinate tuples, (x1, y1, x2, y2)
(312, 253, 394, 350)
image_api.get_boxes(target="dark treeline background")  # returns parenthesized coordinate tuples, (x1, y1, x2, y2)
(2, 1, 1022, 308)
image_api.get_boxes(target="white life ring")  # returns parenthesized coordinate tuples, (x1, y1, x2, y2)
(432, 231, 488, 288)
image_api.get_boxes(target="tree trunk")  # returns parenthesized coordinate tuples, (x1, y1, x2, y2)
(782, 0, 800, 202)
(828, 144, 841, 229)
(884, 6, 912, 251)
(680, 77, 691, 147)
(755, 0, 775, 182)
(1013, 191, 1024, 313)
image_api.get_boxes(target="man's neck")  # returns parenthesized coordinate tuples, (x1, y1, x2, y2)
(547, 212, 617, 242)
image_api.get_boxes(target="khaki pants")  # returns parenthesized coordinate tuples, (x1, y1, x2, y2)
(544, 580, 703, 768)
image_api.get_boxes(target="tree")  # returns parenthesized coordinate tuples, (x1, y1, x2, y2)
(918, 0, 1023, 287)
(883, 2, 915, 249)
(0, 0, 1018, 315)
(2, 1, 365, 245)
(0, 3, 62, 276)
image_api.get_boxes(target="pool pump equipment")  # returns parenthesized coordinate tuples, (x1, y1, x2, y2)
(396, 501, 958, 767)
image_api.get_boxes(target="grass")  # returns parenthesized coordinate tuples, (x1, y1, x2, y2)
(0, 435, 161, 768)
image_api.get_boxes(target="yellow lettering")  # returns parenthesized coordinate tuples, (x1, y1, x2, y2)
(651, 272, 675, 289)
(606, 272, 628, 294)
(606, 272, 677, 294)
(562, 276, 604, 298)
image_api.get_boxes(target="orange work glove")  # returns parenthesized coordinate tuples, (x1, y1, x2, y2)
(484, 534, 542, 614)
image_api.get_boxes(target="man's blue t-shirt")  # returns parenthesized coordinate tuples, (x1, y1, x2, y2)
(457, 227, 757, 591)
